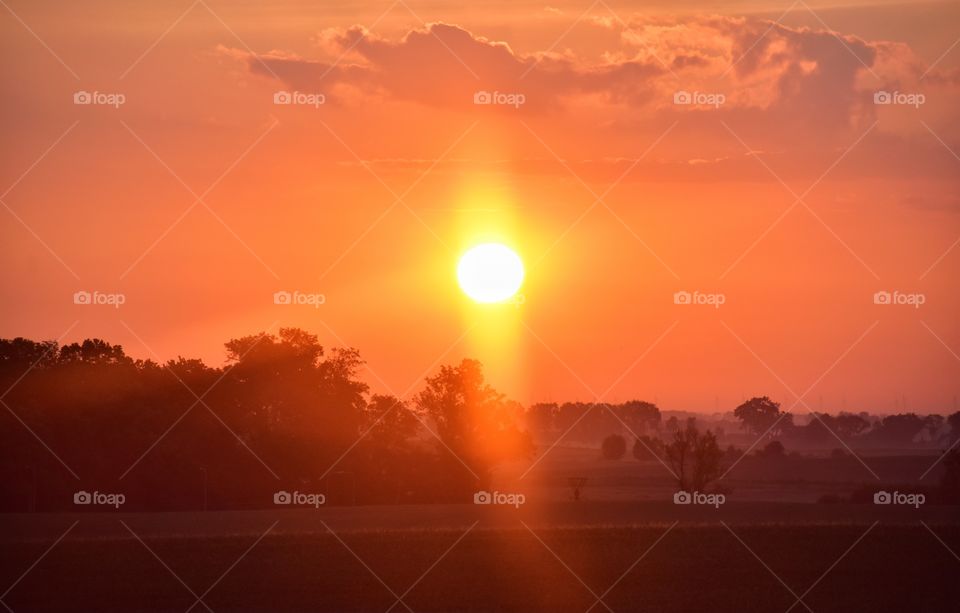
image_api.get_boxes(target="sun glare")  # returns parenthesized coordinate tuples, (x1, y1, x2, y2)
(457, 243, 524, 303)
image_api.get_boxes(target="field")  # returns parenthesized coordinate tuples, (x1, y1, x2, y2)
(3, 446, 956, 611)
(495, 445, 945, 503)
(2, 517, 958, 612)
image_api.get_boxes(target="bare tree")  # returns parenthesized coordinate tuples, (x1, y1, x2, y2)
(665, 418, 724, 491)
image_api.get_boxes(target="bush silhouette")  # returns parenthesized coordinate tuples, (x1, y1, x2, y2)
(601, 434, 627, 460)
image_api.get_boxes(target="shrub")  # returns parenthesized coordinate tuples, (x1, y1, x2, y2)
(759, 440, 785, 457)
(601, 434, 627, 460)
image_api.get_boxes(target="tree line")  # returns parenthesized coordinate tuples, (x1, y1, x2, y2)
(2, 331, 958, 510)
(730, 396, 959, 448)
(0, 330, 530, 511)
(526, 396, 959, 450)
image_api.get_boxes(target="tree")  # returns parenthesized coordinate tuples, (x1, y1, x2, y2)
(863, 413, 926, 446)
(618, 401, 661, 435)
(554, 402, 594, 443)
(215, 328, 371, 489)
(734, 397, 786, 436)
(758, 440, 785, 458)
(601, 434, 626, 460)
(0, 332, 530, 510)
(833, 412, 870, 440)
(0, 338, 58, 375)
(665, 419, 724, 491)
(414, 359, 533, 488)
(58, 339, 134, 366)
(947, 411, 960, 443)
(786, 412, 869, 446)
(633, 435, 665, 461)
(356, 395, 426, 504)
(921, 414, 945, 442)
(364, 395, 418, 449)
(941, 449, 960, 504)
(526, 402, 558, 439)
(665, 416, 679, 434)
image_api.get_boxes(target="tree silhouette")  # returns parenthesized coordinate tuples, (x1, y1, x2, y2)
(414, 359, 533, 489)
(861, 413, 928, 447)
(758, 440, 785, 458)
(734, 396, 787, 436)
(2, 330, 951, 511)
(526, 402, 558, 440)
(633, 435, 665, 462)
(941, 449, 960, 504)
(665, 419, 724, 491)
(948, 411, 960, 444)
(619, 400, 661, 436)
(601, 434, 626, 460)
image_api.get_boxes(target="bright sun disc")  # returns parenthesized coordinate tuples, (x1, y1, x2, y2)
(457, 243, 524, 303)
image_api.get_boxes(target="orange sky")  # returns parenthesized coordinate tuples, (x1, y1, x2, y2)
(2, 0, 959, 412)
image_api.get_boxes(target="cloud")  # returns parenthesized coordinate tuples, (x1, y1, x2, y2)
(226, 16, 942, 117)
(229, 22, 667, 113)
(222, 16, 959, 182)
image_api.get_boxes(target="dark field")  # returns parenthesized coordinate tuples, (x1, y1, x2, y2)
(3, 499, 959, 540)
(2, 520, 958, 612)
(3, 497, 959, 612)
(3, 446, 957, 612)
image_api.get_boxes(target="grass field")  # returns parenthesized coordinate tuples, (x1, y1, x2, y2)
(3, 499, 958, 540)
(500, 446, 944, 503)
(3, 446, 954, 611)
(2, 522, 957, 612)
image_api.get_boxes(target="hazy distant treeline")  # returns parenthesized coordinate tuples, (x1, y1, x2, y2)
(526, 397, 960, 451)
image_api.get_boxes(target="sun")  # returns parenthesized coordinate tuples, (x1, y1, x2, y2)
(457, 243, 524, 303)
